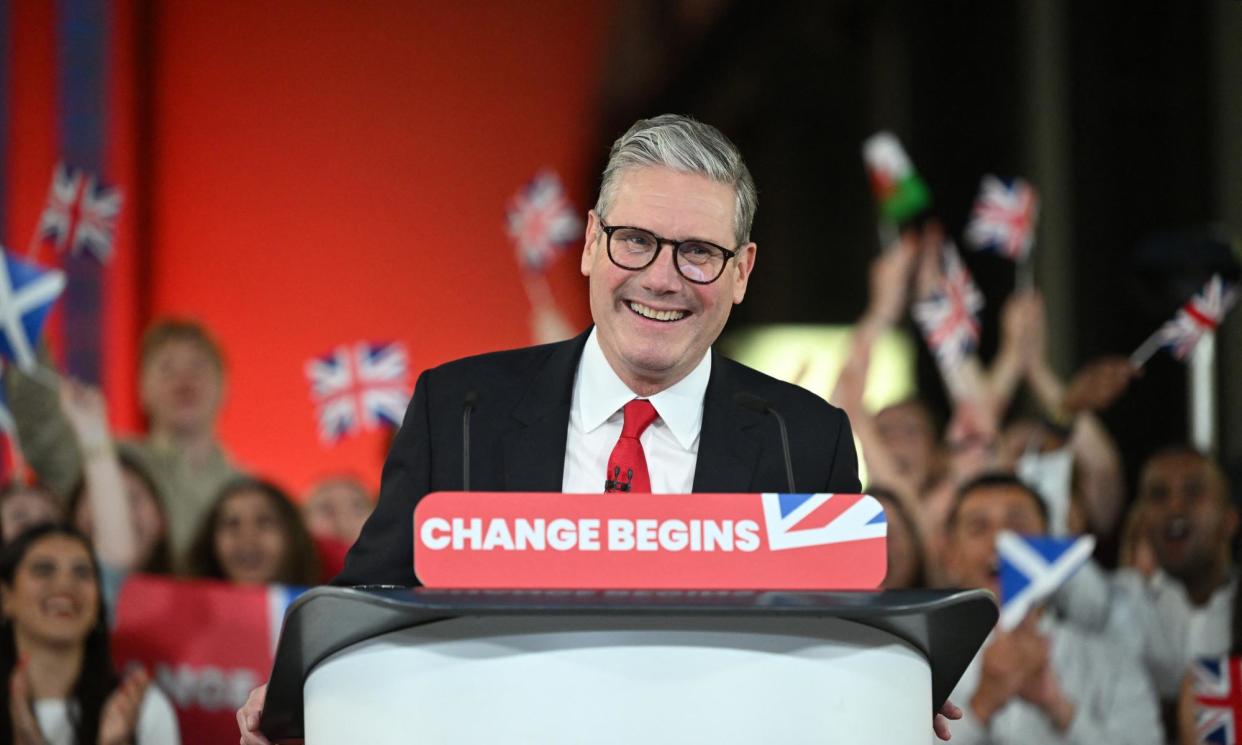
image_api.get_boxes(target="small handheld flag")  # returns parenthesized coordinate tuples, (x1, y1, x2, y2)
(965, 175, 1039, 263)
(996, 531, 1095, 631)
(862, 132, 932, 226)
(1192, 655, 1242, 745)
(0, 249, 66, 373)
(1131, 274, 1238, 367)
(305, 341, 411, 444)
(911, 244, 984, 371)
(33, 162, 123, 263)
(506, 171, 582, 273)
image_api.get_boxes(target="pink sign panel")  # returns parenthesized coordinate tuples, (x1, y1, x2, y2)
(413, 492, 887, 590)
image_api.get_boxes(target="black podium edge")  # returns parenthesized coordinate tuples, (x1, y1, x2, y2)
(259, 587, 997, 740)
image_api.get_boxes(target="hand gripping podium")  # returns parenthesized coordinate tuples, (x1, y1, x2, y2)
(259, 586, 996, 743)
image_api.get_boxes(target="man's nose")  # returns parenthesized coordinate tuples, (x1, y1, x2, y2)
(640, 245, 682, 293)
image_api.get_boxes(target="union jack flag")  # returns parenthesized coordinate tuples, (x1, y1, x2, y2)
(1192, 655, 1242, 745)
(506, 171, 581, 272)
(35, 162, 123, 263)
(1158, 274, 1238, 360)
(305, 341, 411, 444)
(965, 175, 1040, 262)
(911, 245, 985, 370)
(760, 493, 886, 551)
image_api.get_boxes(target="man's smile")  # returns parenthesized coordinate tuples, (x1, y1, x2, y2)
(627, 300, 689, 323)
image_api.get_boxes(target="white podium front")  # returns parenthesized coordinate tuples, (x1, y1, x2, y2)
(261, 588, 996, 744)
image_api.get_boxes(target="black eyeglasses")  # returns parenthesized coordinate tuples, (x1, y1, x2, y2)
(597, 217, 739, 285)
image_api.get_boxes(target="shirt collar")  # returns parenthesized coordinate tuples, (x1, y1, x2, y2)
(573, 327, 711, 449)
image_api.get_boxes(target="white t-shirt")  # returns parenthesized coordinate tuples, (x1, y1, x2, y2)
(34, 685, 180, 745)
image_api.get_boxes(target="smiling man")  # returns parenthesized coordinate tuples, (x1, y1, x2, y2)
(334, 114, 861, 586)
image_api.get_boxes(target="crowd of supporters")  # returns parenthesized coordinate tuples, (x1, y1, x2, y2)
(0, 228, 1235, 743)
(830, 227, 1237, 743)
(0, 322, 375, 744)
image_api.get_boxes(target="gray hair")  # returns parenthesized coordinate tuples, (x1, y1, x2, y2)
(595, 114, 757, 245)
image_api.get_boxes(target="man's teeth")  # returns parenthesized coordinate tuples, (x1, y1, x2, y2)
(629, 302, 686, 322)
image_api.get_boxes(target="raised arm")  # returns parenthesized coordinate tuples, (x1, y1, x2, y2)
(59, 379, 141, 570)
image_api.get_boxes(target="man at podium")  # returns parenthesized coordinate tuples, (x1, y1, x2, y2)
(334, 113, 861, 588)
(239, 114, 966, 743)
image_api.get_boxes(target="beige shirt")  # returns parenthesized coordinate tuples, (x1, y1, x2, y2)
(5, 358, 242, 568)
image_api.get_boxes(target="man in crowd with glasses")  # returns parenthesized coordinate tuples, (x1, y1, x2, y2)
(241, 114, 967, 743)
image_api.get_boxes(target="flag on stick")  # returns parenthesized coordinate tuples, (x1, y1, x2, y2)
(0, 249, 66, 373)
(965, 175, 1039, 262)
(911, 244, 984, 371)
(506, 171, 581, 273)
(306, 341, 411, 444)
(32, 162, 123, 263)
(1131, 274, 1238, 367)
(862, 132, 932, 227)
(1191, 655, 1242, 745)
(997, 531, 1095, 631)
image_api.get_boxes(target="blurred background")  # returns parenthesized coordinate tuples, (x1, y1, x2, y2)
(3, 0, 1241, 499)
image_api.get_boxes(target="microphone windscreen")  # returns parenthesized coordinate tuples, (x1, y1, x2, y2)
(733, 391, 769, 414)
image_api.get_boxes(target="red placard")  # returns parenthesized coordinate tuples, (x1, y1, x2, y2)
(413, 492, 887, 590)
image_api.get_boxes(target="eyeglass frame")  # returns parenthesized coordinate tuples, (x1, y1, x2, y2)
(594, 214, 741, 285)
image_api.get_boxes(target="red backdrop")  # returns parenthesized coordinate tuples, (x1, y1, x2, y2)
(6, 1, 603, 495)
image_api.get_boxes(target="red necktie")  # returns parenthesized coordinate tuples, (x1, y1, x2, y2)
(605, 399, 658, 493)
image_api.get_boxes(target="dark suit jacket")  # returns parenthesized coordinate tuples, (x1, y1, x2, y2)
(336, 329, 860, 586)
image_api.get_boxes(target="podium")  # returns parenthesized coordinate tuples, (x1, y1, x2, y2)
(259, 586, 996, 743)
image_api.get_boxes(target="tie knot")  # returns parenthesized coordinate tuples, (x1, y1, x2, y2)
(621, 399, 658, 439)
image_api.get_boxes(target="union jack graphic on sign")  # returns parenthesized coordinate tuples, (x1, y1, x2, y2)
(1158, 274, 1238, 361)
(912, 245, 985, 370)
(506, 171, 582, 272)
(305, 341, 411, 444)
(36, 162, 123, 263)
(1192, 655, 1242, 745)
(965, 175, 1039, 262)
(760, 493, 887, 551)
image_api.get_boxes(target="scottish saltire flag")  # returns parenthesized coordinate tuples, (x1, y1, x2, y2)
(862, 132, 932, 224)
(0, 249, 67, 372)
(36, 162, 123, 262)
(965, 175, 1040, 262)
(1193, 656, 1242, 745)
(1157, 274, 1238, 361)
(306, 341, 411, 444)
(760, 493, 886, 551)
(506, 171, 581, 272)
(911, 245, 984, 370)
(996, 531, 1095, 631)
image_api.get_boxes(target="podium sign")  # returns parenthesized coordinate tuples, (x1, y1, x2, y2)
(413, 492, 886, 589)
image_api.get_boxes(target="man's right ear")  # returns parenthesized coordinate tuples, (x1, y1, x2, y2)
(581, 210, 600, 277)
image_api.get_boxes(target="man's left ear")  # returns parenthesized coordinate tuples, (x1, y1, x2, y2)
(732, 242, 757, 304)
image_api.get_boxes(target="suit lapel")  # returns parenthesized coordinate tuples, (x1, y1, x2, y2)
(502, 330, 590, 492)
(692, 351, 764, 493)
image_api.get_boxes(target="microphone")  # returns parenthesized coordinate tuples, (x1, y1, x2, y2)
(733, 392, 796, 493)
(462, 391, 477, 491)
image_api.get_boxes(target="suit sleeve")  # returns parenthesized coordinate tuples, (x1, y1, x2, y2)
(827, 408, 861, 493)
(334, 370, 433, 587)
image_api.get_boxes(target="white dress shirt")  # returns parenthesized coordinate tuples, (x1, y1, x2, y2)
(1057, 562, 1236, 699)
(561, 328, 710, 494)
(948, 616, 1161, 745)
